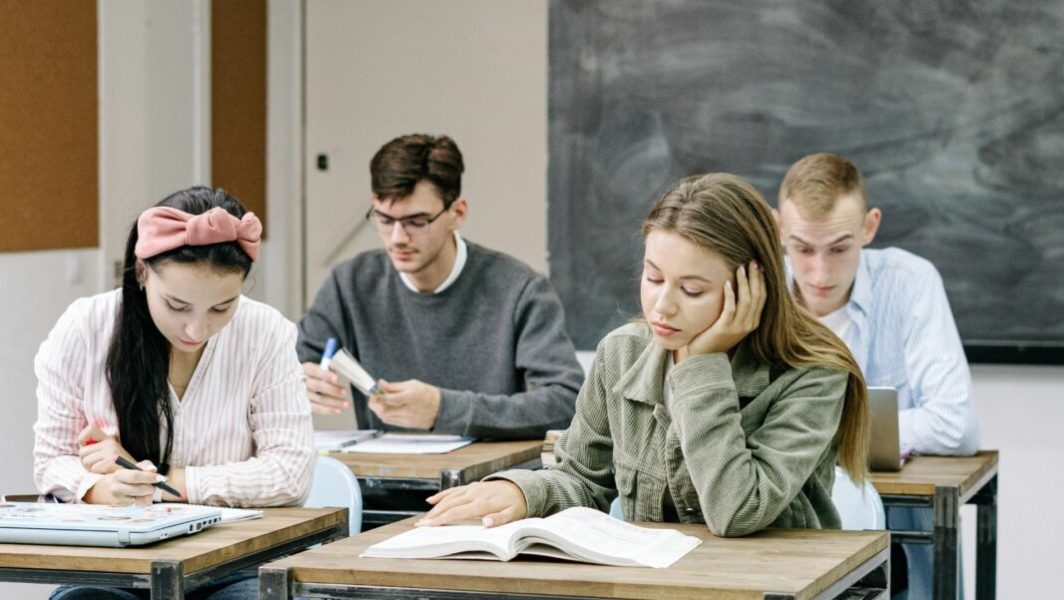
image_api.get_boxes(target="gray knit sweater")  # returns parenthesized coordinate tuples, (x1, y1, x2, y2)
(296, 241, 584, 439)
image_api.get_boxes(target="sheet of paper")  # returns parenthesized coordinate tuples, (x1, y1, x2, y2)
(341, 433, 474, 454)
(314, 429, 381, 451)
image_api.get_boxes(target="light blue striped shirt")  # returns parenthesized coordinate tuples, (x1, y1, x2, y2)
(790, 247, 980, 456)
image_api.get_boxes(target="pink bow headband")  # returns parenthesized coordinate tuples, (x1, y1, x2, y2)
(134, 207, 262, 261)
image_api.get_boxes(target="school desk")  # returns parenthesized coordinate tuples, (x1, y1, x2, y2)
(329, 439, 543, 527)
(0, 506, 347, 599)
(871, 449, 998, 599)
(260, 515, 890, 599)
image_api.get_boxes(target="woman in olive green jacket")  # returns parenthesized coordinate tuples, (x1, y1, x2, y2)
(419, 173, 870, 536)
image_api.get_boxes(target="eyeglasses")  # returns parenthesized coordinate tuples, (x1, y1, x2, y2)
(365, 206, 449, 236)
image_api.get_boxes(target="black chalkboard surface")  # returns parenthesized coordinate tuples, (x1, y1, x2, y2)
(548, 0, 1064, 363)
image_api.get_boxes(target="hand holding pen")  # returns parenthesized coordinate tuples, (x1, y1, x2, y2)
(302, 337, 351, 415)
(113, 455, 182, 498)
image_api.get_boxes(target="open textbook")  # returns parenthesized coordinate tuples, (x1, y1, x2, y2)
(361, 506, 701, 568)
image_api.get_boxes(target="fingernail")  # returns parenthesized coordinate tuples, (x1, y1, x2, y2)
(483, 517, 493, 527)
(416, 519, 431, 527)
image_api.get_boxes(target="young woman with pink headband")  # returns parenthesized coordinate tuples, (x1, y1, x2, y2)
(34, 187, 314, 600)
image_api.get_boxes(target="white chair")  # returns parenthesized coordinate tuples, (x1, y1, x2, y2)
(831, 465, 885, 530)
(304, 455, 363, 536)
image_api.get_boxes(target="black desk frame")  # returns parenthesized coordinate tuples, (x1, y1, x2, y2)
(882, 471, 997, 599)
(0, 519, 347, 600)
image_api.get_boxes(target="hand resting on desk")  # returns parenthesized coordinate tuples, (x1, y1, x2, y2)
(418, 480, 528, 528)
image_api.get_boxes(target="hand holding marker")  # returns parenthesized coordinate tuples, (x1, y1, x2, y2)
(113, 455, 182, 498)
(319, 337, 338, 372)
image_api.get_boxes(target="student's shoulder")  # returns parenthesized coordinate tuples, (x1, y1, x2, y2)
(596, 322, 653, 363)
(327, 249, 392, 283)
(59, 289, 121, 328)
(465, 241, 544, 285)
(232, 296, 296, 333)
(864, 247, 944, 289)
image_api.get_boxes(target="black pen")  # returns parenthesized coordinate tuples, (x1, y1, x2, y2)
(114, 455, 183, 498)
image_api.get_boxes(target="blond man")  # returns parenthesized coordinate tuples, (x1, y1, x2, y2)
(775, 152, 980, 597)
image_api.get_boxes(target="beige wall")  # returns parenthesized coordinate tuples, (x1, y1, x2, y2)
(302, 0, 549, 308)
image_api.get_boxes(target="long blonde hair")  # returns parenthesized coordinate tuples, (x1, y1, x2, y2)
(643, 173, 870, 483)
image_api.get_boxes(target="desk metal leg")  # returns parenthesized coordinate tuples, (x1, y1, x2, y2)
(974, 474, 998, 600)
(260, 566, 292, 600)
(151, 560, 184, 600)
(932, 486, 959, 599)
(440, 468, 463, 488)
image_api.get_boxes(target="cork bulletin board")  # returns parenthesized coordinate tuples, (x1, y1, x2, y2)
(211, 0, 268, 235)
(0, 1, 98, 253)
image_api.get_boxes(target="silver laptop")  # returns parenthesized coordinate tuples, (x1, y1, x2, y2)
(868, 386, 904, 472)
(0, 502, 222, 547)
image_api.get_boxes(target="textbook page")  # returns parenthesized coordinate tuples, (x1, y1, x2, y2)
(518, 506, 700, 568)
(362, 506, 701, 568)
(341, 433, 474, 454)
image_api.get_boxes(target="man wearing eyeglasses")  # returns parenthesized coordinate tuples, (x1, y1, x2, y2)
(296, 134, 583, 440)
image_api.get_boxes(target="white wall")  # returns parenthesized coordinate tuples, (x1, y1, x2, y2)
(961, 366, 1064, 598)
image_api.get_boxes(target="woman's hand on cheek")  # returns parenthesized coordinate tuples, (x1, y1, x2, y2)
(684, 261, 766, 358)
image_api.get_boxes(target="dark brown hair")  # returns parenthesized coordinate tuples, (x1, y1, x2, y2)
(107, 187, 252, 468)
(370, 134, 465, 207)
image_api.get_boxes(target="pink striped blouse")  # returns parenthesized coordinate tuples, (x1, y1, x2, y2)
(33, 289, 315, 507)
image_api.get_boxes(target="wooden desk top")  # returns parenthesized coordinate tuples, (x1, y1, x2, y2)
(329, 439, 543, 481)
(265, 516, 889, 600)
(870, 450, 998, 499)
(0, 506, 346, 576)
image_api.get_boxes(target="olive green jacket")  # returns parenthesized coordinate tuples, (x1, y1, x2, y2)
(490, 323, 848, 537)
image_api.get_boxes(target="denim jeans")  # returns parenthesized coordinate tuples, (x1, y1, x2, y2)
(50, 572, 257, 600)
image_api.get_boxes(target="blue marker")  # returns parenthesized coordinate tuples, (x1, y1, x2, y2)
(320, 337, 339, 372)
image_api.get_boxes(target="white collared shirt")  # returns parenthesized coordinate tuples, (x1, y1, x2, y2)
(399, 231, 468, 294)
(786, 248, 980, 456)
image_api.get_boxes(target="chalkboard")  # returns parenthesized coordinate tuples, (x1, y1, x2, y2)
(548, 0, 1064, 364)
